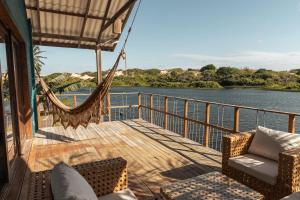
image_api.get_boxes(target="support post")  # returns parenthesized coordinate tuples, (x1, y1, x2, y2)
(183, 100, 189, 138)
(96, 48, 102, 84)
(36, 96, 41, 129)
(164, 96, 168, 129)
(204, 103, 211, 147)
(150, 94, 153, 123)
(73, 95, 77, 107)
(288, 114, 296, 133)
(96, 48, 102, 122)
(107, 93, 111, 121)
(138, 93, 141, 119)
(233, 107, 240, 133)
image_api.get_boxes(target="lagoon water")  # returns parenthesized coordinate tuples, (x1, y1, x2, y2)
(71, 87, 300, 133)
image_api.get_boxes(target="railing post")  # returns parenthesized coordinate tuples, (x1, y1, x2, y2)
(73, 95, 77, 107)
(164, 96, 168, 129)
(150, 94, 153, 123)
(288, 114, 296, 133)
(204, 103, 211, 147)
(107, 93, 111, 121)
(36, 95, 41, 129)
(233, 107, 240, 133)
(183, 100, 189, 138)
(138, 93, 141, 119)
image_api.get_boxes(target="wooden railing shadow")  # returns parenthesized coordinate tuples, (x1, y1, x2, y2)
(160, 164, 205, 180)
(35, 130, 76, 143)
(121, 119, 222, 172)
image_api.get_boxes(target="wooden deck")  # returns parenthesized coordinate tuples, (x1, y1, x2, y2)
(4, 119, 222, 200)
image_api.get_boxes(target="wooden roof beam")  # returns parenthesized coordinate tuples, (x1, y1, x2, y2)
(33, 41, 114, 51)
(98, 0, 136, 44)
(32, 32, 97, 42)
(111, 2, 135, 50)
(97, 0, 112, 44)
(78, 0, 92, 47)
(36, 0, 41, 44)
(26, 6, 111, 21)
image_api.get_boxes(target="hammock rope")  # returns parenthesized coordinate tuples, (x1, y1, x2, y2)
(37, 0, 142, 129)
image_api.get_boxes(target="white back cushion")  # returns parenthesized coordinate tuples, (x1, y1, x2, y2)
(51, 162, 98, 200)
(248, 126, 300, 161)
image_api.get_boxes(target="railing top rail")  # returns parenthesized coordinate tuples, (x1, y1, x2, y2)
(38, 92, 139, 97)
(36, 91, 300, 116)
(138, 92, 300, 117)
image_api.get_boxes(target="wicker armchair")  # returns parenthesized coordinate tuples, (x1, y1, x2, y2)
(222, 133, 300, 200)
(27, 157, 128, 200)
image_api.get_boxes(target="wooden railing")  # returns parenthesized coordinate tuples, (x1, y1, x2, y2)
(37, 92, 139, 128)
(37, 92, 300, 151)
(138, 93, 300, 151)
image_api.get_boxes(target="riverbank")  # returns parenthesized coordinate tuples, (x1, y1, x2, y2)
(44, 67, 300, 93)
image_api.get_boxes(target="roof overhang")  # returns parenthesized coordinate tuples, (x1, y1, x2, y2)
(25, 0, 136, 51)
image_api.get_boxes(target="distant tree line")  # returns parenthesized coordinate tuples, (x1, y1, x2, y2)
(44, 64, 300, 92)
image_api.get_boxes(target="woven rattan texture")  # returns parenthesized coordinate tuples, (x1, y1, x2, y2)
(222, 133, 300, 200)
(160, 171, 263, 200)
(27, 157, 128, 200)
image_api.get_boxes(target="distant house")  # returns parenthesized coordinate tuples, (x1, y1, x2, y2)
(70, 73, 81, 78)
(70, 73, 93, 80)
(115, 70, 124, 77)
(81, 74, 94, 80)
(160, 70, 168, 75)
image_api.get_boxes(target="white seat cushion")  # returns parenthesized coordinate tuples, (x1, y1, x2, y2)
(228, 153, 278, 185)
(51, 162, 98, 200)
(98, 189, 137, 200)
(248, 126, 300, 161)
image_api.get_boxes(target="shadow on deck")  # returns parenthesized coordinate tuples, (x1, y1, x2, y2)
(13, 119, 222, 199)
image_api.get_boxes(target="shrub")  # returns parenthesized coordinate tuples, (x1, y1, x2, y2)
(200, 64, 216, 72)
(189, 81, 222, 88)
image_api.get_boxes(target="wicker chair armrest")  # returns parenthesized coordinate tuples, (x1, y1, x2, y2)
(222, 132, 254, 175)
(28, 157, 128, 200)
(278, 148, 300, 193)
(75, 157, 128, 197)
(222, 132, 254, 158)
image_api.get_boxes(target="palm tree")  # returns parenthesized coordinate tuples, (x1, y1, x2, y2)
(33, 45, 46, 76)
(33, 45, 83, 94)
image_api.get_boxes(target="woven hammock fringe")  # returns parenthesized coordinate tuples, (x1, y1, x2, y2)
(38, 52, 122, 129)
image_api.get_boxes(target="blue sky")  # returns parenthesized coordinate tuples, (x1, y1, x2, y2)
(41, 0, 300, 75)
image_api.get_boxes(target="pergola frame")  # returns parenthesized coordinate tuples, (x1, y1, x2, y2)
(25, 0, 136, 51)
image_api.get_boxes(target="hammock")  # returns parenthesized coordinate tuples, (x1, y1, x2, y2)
(38, 52, 122, 129)
(37, 0, 142, 129)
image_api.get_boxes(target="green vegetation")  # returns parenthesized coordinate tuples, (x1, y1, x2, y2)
(43, 64, 300, 92)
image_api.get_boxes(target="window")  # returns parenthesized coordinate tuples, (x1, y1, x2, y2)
(0, 28, 17, 169)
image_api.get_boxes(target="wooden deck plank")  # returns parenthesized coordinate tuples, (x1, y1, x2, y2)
(8, 119, 222, 200)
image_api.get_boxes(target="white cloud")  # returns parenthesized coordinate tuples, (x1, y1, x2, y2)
(173, 51, 300, 71)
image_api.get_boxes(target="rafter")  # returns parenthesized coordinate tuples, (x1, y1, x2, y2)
(32, 32, 97, 42)
(32, 40, 114, 51)
(26, 6, 111, 21)
(97, 0, 112, 44)
(78, 0, 92, 47)
(97, 0, 136, 44)
(36, 0, 41, 44)
(112, 1, 135, 50)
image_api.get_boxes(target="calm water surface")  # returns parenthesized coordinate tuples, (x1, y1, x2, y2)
(70, 87, 300, 133)
(111, 87, 300, 113)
